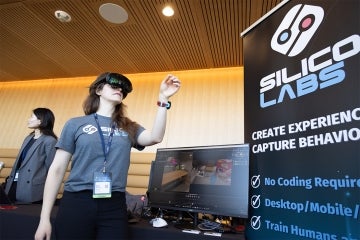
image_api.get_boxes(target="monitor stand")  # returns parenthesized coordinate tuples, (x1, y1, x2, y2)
(174, 211, 199, 230)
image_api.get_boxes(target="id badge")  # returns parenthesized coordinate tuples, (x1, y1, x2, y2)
(93, 171, 112, 198)
(14, 171, 19, 182)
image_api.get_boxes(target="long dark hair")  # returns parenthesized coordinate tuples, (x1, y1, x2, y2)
(82, 72, 140, 145)
(32, 108, 57, 139)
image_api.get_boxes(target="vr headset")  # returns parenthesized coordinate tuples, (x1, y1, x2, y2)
(105, 72, 133, 98)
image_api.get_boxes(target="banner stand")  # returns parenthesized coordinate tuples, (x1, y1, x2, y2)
(241, 1, 360, 239)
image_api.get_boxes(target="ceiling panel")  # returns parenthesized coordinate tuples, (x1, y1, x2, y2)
(0, 0, 284, 82)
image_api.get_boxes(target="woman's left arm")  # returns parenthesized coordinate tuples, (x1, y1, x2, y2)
(137, 74, 181, 146)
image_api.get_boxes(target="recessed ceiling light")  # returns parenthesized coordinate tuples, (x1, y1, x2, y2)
(99, 3, 128, 24)
(162, 6, 174, 17)
(54, 10, 72, 23)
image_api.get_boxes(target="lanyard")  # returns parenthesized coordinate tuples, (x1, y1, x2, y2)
(94, 113, 115, 172)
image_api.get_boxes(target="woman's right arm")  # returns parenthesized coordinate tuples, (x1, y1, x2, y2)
(34, 149, 71, 240)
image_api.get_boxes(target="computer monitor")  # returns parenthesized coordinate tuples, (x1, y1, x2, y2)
(147, 144, 250, 218)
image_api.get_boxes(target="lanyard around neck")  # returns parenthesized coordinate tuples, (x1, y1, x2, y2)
(94, 113, 115, 172)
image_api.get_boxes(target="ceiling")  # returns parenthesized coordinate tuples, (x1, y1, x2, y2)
(0, 0, 284, 82)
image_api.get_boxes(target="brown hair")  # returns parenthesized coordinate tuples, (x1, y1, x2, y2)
(82, 72, 140, 145)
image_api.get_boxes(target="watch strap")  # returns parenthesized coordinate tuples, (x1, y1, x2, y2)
(157, 101, 171, 109)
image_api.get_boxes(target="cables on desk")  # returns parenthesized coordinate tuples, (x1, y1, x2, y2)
(197, 219, 222, 231)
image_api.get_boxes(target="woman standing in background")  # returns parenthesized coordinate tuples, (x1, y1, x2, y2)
(4, 108, 57, 204)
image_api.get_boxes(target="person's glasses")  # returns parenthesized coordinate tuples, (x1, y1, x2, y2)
(105, 73, 133, 97)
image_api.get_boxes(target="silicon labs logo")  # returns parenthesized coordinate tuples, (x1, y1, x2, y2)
(259, 4, 360, 108)
(271, 4, 324, 57)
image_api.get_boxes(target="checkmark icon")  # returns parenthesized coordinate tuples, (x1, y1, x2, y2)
(251, 195, 261, 208)
(250, 216, 261, 230)
(251, 175, 261, 188)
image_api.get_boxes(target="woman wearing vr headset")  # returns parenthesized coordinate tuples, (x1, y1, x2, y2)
(35, 72, 181, 240)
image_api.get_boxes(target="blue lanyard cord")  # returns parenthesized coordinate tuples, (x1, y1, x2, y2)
(94, 113, 115, 172)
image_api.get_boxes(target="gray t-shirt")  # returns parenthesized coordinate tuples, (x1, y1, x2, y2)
(56, 114, 145, 192)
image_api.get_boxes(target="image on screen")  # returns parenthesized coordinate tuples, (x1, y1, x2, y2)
(147, 144, 250, 218)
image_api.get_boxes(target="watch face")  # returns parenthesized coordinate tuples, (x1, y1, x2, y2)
(166, 101, 171, 109)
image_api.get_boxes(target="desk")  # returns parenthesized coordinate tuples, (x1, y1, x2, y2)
(130, 220, 245, 240)
(0, 204, 57, 239)
(0, 204, 245, 239)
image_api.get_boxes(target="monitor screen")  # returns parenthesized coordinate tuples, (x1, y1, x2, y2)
(147, 144, 250, 218)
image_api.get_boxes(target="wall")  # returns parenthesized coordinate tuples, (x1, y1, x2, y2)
(0, 67, 244, 152)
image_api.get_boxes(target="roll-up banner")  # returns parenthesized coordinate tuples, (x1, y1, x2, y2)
(242, 0, 359, 239)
